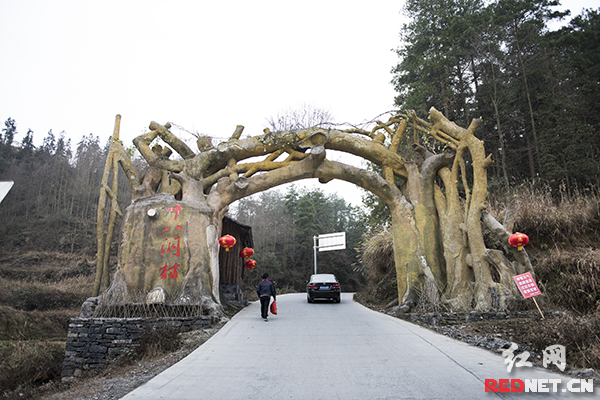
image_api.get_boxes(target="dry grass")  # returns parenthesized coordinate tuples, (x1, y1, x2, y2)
(134, 327, 182, 361)
(0, 275, 93, 312)
(355, 226, 395, 279)
(514, 312, 600, 371)
(486, 182, 600, 313)
(353, 226, 398, 307)
(0, 340, 65, 394)
(414, 278, 445, 313)
(536, 248, 600, 313)
(106, 325, 183, 368)
(0, 306, 74, 341)
(0, 251, 95, 281)
(0, 258, 93, 395)
(487, 182, 600, 247)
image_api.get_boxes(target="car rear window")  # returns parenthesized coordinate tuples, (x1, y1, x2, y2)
(310, 274, 337, 283)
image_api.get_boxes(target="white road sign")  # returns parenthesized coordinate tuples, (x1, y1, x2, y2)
(0, 181, 14, 204)
(317, 232, 346, 252)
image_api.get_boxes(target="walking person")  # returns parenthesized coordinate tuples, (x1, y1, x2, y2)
(256, 273, 276, 321)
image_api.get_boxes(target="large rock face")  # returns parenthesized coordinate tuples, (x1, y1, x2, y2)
(107, 194, 221, 307)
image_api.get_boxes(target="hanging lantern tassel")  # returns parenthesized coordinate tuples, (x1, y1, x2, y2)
(509, 232, 529, 251)
(240, 247, 254, 259)
(245, 259, 257, 271)
(219, 235, 236, 251)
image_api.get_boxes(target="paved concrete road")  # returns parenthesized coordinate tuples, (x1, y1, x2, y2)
(121, 293, 595, 399)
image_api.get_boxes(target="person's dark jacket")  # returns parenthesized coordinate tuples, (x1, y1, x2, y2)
(256, 279, 276, 299)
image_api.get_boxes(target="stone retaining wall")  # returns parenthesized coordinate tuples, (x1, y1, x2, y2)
(62, 316, 211, 380)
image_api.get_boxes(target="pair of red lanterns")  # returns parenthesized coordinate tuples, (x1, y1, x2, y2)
(218, 234, 257, 271)
(240, 247, 257, 271)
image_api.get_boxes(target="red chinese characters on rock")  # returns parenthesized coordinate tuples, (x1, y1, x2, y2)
(159, 204, 184, 280)
(161, 226, 182, 257)
(159, 263, 180, 280)
(166, 204, 183, 220)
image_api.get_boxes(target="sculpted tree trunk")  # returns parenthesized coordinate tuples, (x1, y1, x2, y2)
(436, 165, 472, 310)
(410, 109, 534, 311)
(96, 107, 533, 317)
(110, 193, 222, 309)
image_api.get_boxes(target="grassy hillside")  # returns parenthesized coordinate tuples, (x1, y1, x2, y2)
(0, 250, 96, 397)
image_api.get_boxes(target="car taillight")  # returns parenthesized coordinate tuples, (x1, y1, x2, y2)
(308, 284, 316, 289)
(332, 284, 340, 289)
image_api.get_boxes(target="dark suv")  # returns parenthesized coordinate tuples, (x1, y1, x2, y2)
(307, 274, 341, 303)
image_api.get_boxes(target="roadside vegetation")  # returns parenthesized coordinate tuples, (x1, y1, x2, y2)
(355, 183, 600, 372)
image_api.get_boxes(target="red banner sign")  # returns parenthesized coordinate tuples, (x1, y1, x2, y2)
(513, 272, 541, 299)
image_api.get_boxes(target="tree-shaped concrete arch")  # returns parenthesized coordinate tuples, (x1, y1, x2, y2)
(95, 108, 534, 319)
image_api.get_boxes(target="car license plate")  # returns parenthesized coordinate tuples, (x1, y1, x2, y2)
(320, 286, 329, 290)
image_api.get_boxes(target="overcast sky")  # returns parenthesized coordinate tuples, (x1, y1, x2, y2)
(0, 0, 591, 207)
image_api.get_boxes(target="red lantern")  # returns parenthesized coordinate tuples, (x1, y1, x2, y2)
(219, 235, 236, 251)
(509, 232, 529, 251)
(240, 247, 254, 259)
(245, 259, 257, 271)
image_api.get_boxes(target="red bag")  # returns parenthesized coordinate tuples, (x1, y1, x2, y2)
(270, 300, 277, 315)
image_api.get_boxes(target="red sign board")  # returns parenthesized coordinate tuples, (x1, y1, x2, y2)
(513, 272, 542, 299)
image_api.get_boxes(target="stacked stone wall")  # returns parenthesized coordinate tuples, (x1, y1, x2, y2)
(62, 316, 210, 380)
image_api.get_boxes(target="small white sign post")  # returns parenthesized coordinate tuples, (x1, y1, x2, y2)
(313, 232, 346, 274)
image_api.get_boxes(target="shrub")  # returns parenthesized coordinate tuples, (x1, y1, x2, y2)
(356, 226, 395, 280)
(354, 226, 398, 307)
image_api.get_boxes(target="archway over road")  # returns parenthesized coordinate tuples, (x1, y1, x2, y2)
(95, 109, 534, 319)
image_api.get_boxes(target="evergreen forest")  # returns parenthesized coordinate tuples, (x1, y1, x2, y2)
(232, 188, 366, 291)
(393, 0, 599, 191)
